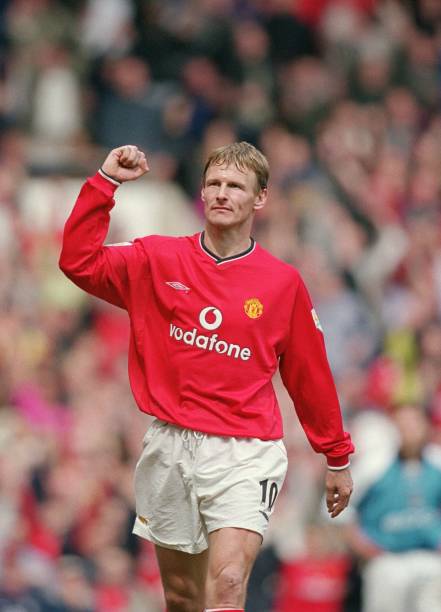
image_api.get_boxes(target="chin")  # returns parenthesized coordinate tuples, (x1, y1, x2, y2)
(207, 215, 234, 228)
(210, 223, 233, 231)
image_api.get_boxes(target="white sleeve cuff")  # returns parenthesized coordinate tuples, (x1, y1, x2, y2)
(98, 168, 122, 186)
(327, 462, 351, 471)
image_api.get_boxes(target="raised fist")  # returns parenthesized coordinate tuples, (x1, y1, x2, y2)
(101, 145, 149, 183)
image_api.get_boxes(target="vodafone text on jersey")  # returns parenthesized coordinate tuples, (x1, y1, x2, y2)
(169, 306, 252, 361)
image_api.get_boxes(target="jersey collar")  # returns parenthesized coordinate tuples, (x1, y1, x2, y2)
(199, 231, 256, 265)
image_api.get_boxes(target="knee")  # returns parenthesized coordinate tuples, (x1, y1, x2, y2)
(211, 565, 245, 602)
(164, 590, 201, 612)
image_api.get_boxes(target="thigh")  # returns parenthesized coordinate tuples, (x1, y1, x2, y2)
(133, 421, 208, 554)
(198, 436, 288, 540)
(155, 545, 208, 610)
(206, 527, 262, 608)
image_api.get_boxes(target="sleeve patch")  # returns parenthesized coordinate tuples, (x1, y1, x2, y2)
(311, 308, 323, 332)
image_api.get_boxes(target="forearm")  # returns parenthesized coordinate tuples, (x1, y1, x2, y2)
(280, 280, 354, 468)
(291, 364, 354, 468)
(345, 524, 384, 561)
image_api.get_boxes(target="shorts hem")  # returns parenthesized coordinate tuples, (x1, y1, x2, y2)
(206, 522, 265, 540)
(132, 521, 208, 555)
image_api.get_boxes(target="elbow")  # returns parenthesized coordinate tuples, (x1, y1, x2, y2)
(58, 248, 84, 281)
(58, 249, 73, 278)
(58, 248, 98, 292)
(58, 250, 68, 275)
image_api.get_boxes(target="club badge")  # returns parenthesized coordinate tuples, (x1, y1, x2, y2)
(244, 298, 264, 319)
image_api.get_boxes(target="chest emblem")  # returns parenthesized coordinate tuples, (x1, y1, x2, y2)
(244, 298, 264, 319)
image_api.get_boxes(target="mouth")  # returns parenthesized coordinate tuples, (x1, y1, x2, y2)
(211, 207, 232, 212)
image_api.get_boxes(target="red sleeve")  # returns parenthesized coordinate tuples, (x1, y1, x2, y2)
(279, 277, 354, 468)
(59, 172, 148, 309)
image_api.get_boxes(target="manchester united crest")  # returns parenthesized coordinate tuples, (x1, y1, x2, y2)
(244, 298, 264, 319)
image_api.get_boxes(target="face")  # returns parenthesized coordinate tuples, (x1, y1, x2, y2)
(201, 163, 267, 230)
(394, 405, 428, 457)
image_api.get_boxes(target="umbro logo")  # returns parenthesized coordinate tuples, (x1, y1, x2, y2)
(166, 281, 191, 292)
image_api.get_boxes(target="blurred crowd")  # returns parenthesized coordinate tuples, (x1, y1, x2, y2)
(1, 0, 441, 610)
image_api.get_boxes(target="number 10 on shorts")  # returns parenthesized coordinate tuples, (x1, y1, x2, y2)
(259, 478, 279, 514)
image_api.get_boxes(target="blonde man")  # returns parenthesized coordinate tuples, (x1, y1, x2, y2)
(60, 142, 354, 612)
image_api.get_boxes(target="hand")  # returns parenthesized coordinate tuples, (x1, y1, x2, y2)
(326, 467, 353, 518)
(101, 145, 149, 183)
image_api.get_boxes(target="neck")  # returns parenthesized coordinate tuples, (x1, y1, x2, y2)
(203, 225, 252, 259)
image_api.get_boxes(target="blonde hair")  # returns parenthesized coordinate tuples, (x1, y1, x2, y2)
(203, 141, 269, 192)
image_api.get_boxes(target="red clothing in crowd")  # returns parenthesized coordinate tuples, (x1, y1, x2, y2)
(295, 0, 377, 27)
(274, 555, 350, 612)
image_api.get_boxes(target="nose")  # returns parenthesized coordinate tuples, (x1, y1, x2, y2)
(216, 183, 227, 201)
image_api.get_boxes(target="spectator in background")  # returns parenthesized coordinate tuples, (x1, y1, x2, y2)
(233, 19, 275, 97)
(295, 0, 376, 29)
(31, 43, 82, 144)
(278, 57, 341, 138)
(181, 56, 229, 142)
(345, 404, 441, 612)
(300, 252, 380, 378)
(93, 55, 176, 155)
(5, 0, 77, 123)
(80, 0, 134, 59)
(262, 0, 316, 65)
(274, 524, 350, 612)
(30, 42, 83, 171)
(349, 29, 397, 104)
(417, 320, 441, 450)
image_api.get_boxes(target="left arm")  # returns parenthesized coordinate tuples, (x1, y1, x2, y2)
(279, 276, 354, 515)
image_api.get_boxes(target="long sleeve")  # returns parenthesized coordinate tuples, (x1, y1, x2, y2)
(59, 172, 148, 308)
(279, 278, 354, 468)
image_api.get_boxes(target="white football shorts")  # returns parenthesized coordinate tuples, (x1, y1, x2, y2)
(132, 419, 288, 554)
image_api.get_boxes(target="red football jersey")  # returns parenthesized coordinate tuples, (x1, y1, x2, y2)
(59, 173, 354, 468)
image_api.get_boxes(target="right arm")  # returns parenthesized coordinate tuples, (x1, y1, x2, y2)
(345, 523, 384, 561)
(59, 146, 149, 308)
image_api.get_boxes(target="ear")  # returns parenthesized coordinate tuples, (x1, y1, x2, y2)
(253, 188, 267, 212)
(201, 186, 206, 202)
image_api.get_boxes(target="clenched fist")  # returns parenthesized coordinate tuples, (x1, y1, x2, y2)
(101, 145, 149, 183)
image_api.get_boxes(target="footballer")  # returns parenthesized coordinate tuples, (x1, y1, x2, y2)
(60, 142, 354, 612)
